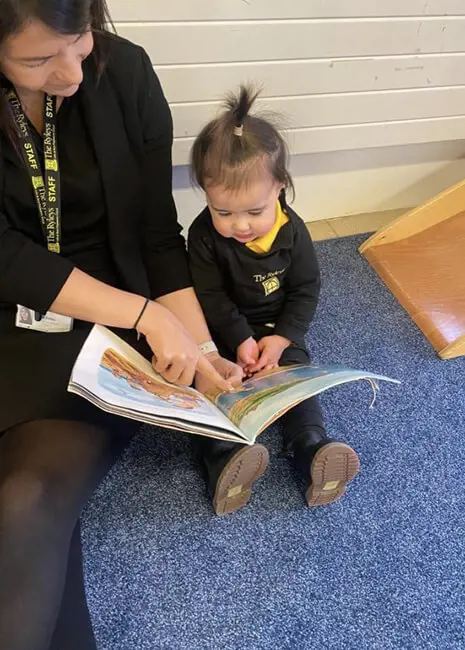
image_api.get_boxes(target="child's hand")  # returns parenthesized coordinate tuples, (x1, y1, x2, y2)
(248, 335, 291, 373)
(236, 337, 259, 375)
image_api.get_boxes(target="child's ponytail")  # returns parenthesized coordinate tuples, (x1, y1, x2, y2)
(224, 85, 260, 134)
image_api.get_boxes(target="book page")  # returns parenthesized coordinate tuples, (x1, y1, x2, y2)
(68, 326, 243, 438)
(213, 364, 400, 442)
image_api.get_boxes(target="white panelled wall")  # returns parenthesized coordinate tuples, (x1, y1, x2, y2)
(108, 0, 465, 230)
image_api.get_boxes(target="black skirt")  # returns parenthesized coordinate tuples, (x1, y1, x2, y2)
(0, 318, 148, 434)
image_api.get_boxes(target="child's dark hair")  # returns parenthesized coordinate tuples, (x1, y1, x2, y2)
(191, 84, 294, 200)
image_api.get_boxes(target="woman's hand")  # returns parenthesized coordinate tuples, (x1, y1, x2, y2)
(138, 301, 235, 390)
(195, 353, 243, 396)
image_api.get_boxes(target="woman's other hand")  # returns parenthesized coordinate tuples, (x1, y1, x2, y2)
(138, 301, 236, 390)
(195, 353, 243, 396)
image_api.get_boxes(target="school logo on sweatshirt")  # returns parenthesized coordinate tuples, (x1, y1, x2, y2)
(253, 269, 285, 296)
(262, 276, 280, 296)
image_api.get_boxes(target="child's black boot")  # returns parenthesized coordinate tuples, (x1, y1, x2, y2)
(287, 429, 360, 506)
(201, 440, 269, 515)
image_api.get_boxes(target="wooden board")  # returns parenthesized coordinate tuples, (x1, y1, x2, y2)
(117, 19, 465, 65)
(360, 181, 465, 359)
(109, 0, 465, 21)
(156, 55, 465, 104)
(171, 116, 465, 165)
(170, 87, 465, 139)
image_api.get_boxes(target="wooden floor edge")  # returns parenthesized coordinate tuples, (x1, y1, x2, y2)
(438, 334, 465, 360)
(358, 178, 465, 253)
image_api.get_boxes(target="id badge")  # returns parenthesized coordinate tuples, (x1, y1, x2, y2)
(16, 305, 73, 333)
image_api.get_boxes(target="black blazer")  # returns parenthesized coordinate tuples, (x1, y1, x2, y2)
(0, 34, 191, 313)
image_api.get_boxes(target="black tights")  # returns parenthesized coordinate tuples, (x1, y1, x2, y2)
(0, 419, 135, 650)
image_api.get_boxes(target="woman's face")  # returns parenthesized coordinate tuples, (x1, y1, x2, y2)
(0, 19, 94, 97)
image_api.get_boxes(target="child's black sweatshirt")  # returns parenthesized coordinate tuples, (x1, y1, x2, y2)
(188, 205, 321, 350)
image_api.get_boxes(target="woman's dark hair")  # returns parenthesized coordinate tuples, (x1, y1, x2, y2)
(0, 0, 113, 141)
(191, 84, 295, 200)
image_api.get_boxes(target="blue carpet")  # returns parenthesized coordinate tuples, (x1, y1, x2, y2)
(82, 234, 465, 650)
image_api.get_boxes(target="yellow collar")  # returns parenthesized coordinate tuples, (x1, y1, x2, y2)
(246, 202, 289, 254)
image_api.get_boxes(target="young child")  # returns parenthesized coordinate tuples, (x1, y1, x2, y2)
(188, 86, 360, 515)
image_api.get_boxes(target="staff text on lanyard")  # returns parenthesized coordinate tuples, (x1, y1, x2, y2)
(7, 90, 61, 253)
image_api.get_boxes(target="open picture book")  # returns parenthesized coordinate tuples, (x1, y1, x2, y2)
(68, 326, 400, 444)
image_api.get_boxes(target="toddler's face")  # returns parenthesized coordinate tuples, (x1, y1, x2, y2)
(206, 174, 283, 243)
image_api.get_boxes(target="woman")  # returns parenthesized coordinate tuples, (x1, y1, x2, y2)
(0, 1, 242, 649)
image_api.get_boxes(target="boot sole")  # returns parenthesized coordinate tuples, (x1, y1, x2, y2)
(213, 444, 269, 515)
(306, 442, 360, 507)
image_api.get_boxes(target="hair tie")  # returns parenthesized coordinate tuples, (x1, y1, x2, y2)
(234, 124, 244, 137)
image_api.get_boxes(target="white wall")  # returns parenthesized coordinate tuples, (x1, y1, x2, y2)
(108, 0, 465, 230)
